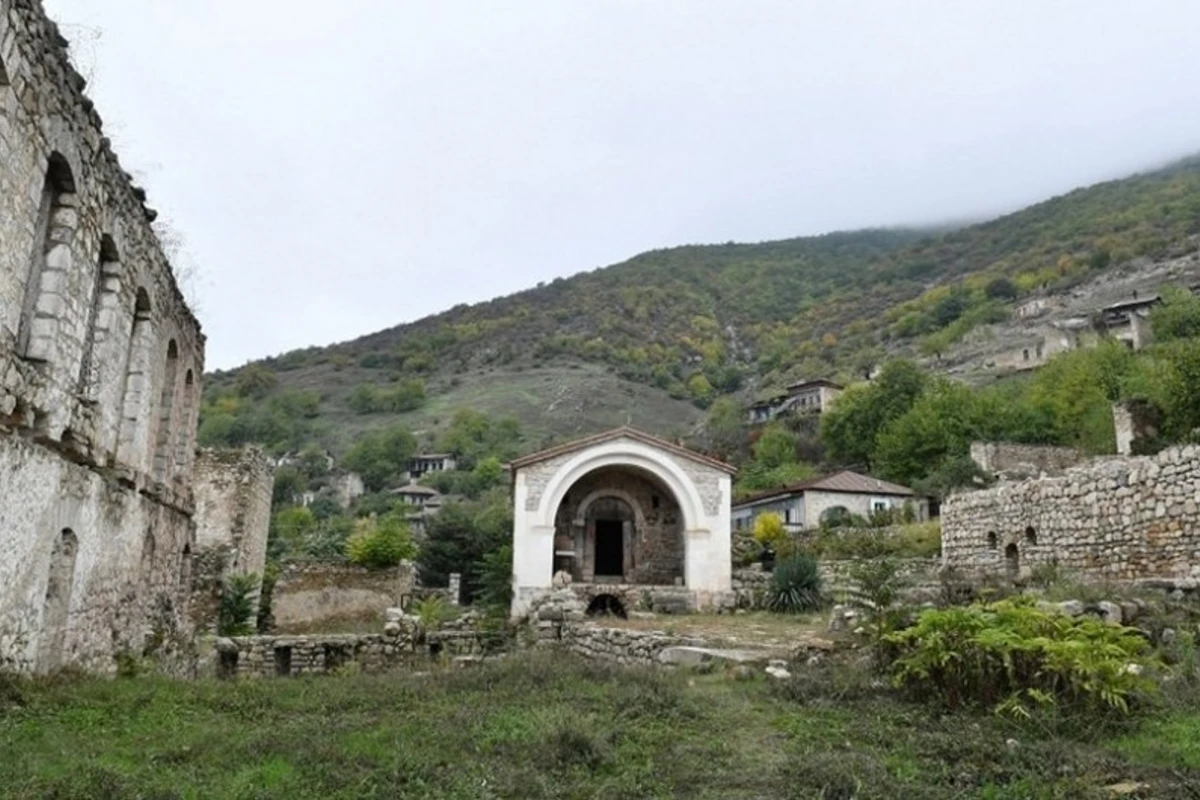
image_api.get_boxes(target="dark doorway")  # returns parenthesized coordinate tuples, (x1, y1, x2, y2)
(586, 594, 628, 619)
(1005, 543, 1020, 581)
(594, 519, 624, 577)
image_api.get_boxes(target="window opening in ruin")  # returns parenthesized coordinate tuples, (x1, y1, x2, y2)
(652, 494, 660, 509)
(172, 370, 196, 476)
(152, 340, 179, 480)
(38, 528, 79, 670)
(0, 55, 9, 87)
(217, 650, 238, 679)
(986, 531, 997, 549)
(116, 288, 153, 466)
(586, 594, 628, 619)
(1005, 543, 1019, 581)
(1024, 526, 1037, 545)
(593, 519, 624, 578)
(1023, 349, 1030, 362)
(274, 646, 292, 677)
(323, 644, 350, 671)
(78, 235, 121, 396)
(20, 154, 76, 361)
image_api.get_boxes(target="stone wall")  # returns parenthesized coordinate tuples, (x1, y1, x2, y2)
(193, 447, 273, 575)
(969, 441, 1083, 479)
(0, 0, 203, 674)
(214, 633, 411, 679)
(271, 561, 415, 632)
(943, 445, 1200, 581)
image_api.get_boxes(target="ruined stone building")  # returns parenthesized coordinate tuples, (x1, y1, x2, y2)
(943, 445, 1200, 585)
(509, 427, 735, 618)
(0, 0, 205, 672)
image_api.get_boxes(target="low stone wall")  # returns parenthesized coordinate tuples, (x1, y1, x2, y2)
(214, 633, 412, 678)
(554, 624, 702, 666)
(970, 441, 1083, 479)
(944, 445, 1200, 581)
(271, 561, 414, 632)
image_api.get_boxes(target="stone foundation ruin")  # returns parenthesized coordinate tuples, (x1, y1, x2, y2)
(943, 444, 1200, 583)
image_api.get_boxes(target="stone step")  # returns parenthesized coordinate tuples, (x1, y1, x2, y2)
(656, 646, 774, 668)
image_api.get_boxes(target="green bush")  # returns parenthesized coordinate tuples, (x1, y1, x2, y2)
(765, 554, 823, 614)
(345, 514, 416, 569)
(804, 522, 941, 560)
(218, 573, 260, 636)
(886, 599, 1159, 718)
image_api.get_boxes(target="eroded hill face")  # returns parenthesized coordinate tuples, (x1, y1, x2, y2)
(204, 155, 1200, 455)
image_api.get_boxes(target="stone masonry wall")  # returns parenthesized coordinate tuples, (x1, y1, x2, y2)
(0, 0, 204, 674)
(271, 561, 415, 633)
(969, 441, 1084, 479)
(193, 447, 273, 575)
(943, 445, 1200, 581)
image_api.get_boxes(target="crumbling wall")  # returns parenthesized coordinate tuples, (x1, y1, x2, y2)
(193, 448, 273, 576)
(271, 562, 414, 633)
(0, 0, 204, 674)
(943, 445, 1200, 581)
(969, 441, 1084, 479)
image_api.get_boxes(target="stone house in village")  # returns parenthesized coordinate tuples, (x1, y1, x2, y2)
(0, 0, 272, 673)
(731, 471, 929, 535)
(390, 482, 443, 535)
(747, 379, 842, 425)
(508, 427, 735, 618)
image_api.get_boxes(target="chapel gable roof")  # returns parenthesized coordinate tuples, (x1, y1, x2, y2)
(507, 426, 736, 474)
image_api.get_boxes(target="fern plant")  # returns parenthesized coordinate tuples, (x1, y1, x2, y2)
(886, 598, 1159, 718)
(765, 554, 823, 614)
(217, 573, 260, 636)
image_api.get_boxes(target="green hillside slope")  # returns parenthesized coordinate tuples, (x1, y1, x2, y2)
(201, 154, 1200, 458)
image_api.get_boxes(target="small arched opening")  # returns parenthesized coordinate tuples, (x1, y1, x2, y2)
(1005, 543, 1020, 581)
(0, 54, 10, 88)
(78, 234, 122, 397)
(172, 369, 196, 477)
(116, 288, 154, 468)
(586, 594, 628, 619)
(986, 531, 998, 550)
(20, 153, 77, 362)
(1024, 526, 1038, 546)
(38, 528, 80, 671)
(151, 339, 179, 480)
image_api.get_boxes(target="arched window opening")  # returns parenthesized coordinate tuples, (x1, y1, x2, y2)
(586, 594, 628, 619)
(172, 369, 196, 477)
(986, 531, 997, 550)
(1005, 543, 1020, 581)
(38, 528, 79, 671)
(115, 288, 153, 470)
(78, 235, 121, 397)
(0, 54, 10, 87)
(20, 154, 77, 362)
(1024, 526, 1038, 546)
(152, 340, 179, 480)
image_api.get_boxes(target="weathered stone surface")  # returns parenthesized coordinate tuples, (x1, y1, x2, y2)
(657, 646, 772, 668)
(0, 0, 209, 673)
(269, 561, 414, 633)
(943, 446, 1200, 583)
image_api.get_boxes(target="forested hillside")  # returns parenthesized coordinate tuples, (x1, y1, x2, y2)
(201, 154, 1200, 462)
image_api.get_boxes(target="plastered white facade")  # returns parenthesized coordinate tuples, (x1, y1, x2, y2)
(509, 429, 734, 618)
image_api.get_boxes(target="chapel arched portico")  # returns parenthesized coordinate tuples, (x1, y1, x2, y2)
(508, 428, 735, 618)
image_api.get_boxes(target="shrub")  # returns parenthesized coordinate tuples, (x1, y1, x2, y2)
(765, 554, 823, 614)
(886, 599, 1159, 718)
(845, 558, 907, 663)
(804, 522, 940, 560)
(345, 513, 416, 569)
(752, 512, 787, 549)
(218, 573, 260, 636)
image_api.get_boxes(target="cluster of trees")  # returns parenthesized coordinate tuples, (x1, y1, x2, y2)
(820, 289, 1200, 495)
(347, 379, 426, 414)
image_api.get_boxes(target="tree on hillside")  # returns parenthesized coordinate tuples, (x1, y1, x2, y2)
(1150, 287, 1200, 343)
(343, 424, 418, 491)
(821, 359, 927, 469)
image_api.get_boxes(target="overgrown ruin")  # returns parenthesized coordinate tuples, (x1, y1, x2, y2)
(0, 0, 270, 673)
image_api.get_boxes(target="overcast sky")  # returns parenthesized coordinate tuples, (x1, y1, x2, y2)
(41, 0, 1200, 370)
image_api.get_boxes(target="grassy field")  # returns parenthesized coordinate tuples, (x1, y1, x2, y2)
(2, 651, 1198, 799)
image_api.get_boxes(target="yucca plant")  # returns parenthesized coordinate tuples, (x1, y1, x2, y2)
(765, 554, 823, 613)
